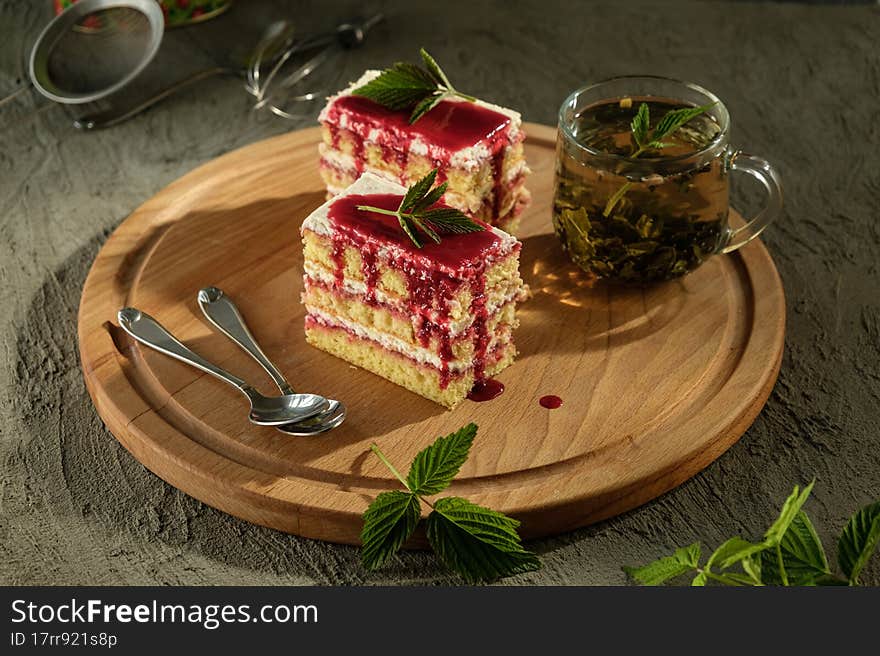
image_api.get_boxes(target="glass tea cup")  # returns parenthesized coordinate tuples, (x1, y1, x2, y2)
(552, 76, 782, 283)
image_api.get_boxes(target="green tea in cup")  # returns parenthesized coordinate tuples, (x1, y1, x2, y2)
(553, 76, 782, 284)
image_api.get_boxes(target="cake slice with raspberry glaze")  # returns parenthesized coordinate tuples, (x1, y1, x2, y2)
(301, 173, 524, 408)
(317, 70, 531, 234)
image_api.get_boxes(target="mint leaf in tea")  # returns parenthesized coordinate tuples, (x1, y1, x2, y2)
(553, 97, 728, 283)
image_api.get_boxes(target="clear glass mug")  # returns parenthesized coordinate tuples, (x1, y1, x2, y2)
(552, 76, 782, 283)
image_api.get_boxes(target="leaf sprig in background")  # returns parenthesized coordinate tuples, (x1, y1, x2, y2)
(624, 481, 880, 586)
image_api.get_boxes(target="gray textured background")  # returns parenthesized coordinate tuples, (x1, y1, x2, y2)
(1, 0, 878, 585)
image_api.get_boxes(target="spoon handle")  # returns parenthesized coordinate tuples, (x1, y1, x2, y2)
(117, 307, 251, 394)
(197, 287, 295, 394)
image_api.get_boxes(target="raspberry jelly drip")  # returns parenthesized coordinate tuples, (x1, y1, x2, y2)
(329, 241, 346, 286)
(468, 275, 490, 383)
(491, 149, 506, 218)
(467, 378, 505, 402)
(327, 193, 505, 390)
(360, 249, 379, 304)
(539, 395, 563, 409)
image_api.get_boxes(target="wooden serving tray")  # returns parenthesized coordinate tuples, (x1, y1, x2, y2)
(78, 124, 785, 544)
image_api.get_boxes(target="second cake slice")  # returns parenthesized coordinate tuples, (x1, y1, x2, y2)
(318, 70, 531, 234)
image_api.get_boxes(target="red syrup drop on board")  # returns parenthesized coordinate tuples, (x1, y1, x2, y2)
(539, 395, 563, 409)
(467, 378, 505, 402)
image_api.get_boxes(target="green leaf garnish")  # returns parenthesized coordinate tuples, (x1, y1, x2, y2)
(648, 103, 716, 150)
(350, 62, 436, 111)
(406, 423, 476, 496)
(426, 497, 541, 584)
(630, 102, 650, 150)
(602, 100, 717, 223)
(357, 168, 484, 248)
(361, 424, 541, 583)
(624, 481, 878, 586)
(629, 101, 717, 158)
(837, 500, 880, 585)
(360, 491, 421, 571)
(352, 48, 475, 123)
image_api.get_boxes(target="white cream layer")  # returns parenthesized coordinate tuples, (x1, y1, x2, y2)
(306, 307, 478, 373)
(303, 261, 521, 337)
(318, 145, 529, 187)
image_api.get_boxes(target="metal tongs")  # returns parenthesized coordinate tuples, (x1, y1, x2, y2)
(246, 13, 384, 119)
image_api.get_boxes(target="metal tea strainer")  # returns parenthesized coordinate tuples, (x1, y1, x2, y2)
(1, 0, 163, 108)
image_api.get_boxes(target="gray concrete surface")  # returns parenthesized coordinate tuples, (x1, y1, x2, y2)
(1, 0, 878, 586)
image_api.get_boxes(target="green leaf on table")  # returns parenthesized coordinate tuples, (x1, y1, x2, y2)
(708, 536, 767, 570)
(361, 491, 421, 570)
(814, 575, 850, 586)
(406, 423, 477, 496)
(425, 497, 540, 583)
(623, 543, 701, 585)
(691, 571, 708, 586)
(760, 510, 829, 585)
(741, 554, 763, 584)
(838, 500, 880, 585)
(764, 481, 815, 547)
(721, 572, 760, 586)
(675, 542, 702, 568)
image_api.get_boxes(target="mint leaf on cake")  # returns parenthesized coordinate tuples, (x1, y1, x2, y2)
(352, 48, 476, 123)
(356, 168, 484, 248)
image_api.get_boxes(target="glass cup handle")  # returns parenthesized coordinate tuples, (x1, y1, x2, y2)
(720, 151, 784, 253)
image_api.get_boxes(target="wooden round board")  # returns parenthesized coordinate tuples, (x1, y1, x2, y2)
(78, 123, 785, 544)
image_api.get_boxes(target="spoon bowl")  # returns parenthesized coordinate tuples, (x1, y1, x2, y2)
(197, 286, 346, 436)
(276, 400, 347, 436)
(246, 390, 331, 427)
(117, 307, 330, 426)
